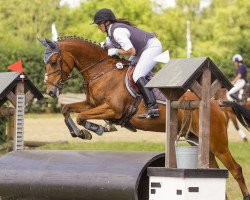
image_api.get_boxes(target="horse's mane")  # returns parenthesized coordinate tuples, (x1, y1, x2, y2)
(58, 36, 103, 50)
(57, 36, 129, 63)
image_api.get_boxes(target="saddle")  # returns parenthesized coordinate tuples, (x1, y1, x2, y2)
(126, 66, 166, 104)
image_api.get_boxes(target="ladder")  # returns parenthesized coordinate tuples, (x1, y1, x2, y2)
(14, 94, 25, 150)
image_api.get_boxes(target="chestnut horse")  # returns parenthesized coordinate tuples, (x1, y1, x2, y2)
(39, 37, 249, 199)
(215, 88, 250, 141)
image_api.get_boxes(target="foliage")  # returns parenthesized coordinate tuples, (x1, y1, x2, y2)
(0, 117, 7, 144)
(26, 97, 61, 113)
(0, 0, 249, 96)
(0, 104, 8, 144)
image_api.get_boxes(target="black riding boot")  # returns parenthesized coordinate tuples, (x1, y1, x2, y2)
(136, 77, 160, 119)
(230, 93, 241, 102)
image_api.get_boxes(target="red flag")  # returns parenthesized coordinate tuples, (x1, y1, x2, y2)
(8, 60, 23, 73)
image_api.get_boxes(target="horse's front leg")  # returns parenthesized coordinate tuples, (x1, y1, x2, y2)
(62, 101, 93, 140)
(76, 102, 120, 136)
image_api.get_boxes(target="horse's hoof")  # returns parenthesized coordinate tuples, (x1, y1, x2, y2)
(244, 195, 250, 200)
(70, 131, 78, 138)
(78, 129, 92, 140)
(243, 137, 248, 142)
(104, 123, 117, 132)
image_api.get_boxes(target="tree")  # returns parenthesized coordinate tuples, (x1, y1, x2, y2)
(0, 0, 61, 43)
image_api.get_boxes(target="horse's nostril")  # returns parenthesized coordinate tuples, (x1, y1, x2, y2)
(48, 91, 54, 97)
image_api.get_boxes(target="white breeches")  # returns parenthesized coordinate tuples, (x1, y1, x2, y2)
(129, 38, 162, 82)
(228, 79, 246, 95)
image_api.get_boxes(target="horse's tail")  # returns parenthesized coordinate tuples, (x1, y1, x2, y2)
(227, 102, 250, 131)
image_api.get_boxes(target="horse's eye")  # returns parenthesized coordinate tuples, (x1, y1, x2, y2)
(51, 61, 57, 67)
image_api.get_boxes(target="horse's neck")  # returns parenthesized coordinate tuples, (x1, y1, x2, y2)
(60, 40, 108, 77)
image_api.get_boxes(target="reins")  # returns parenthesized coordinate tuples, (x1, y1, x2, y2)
(44, 39, 130, 91)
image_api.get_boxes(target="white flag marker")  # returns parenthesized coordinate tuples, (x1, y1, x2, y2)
(153, 50, 170, 63)
(52, 23, 58, 41)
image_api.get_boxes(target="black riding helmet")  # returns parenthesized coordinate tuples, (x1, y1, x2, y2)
(92, 8, 116, 24)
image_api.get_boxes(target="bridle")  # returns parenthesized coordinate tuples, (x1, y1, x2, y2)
(45, 48, 110, 90)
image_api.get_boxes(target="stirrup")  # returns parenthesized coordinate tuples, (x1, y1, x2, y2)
(137, 108, 160, 119)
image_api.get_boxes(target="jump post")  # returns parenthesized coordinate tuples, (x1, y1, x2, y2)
(0, 72, 43, 151)
(146, 57, 232, 200)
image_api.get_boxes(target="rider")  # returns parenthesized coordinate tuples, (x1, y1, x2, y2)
(228, 54, 248, 102)
(92, 8, 162, 119)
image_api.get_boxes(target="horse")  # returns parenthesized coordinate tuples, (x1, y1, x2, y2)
(215, 88, 250, 141)
(39, 37, 250, 199)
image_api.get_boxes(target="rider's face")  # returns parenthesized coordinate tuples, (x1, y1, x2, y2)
(97, 23, 106, 33)
(97, 21, 110, 33)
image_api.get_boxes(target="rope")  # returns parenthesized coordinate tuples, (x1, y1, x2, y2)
(176, 102, 196, 146)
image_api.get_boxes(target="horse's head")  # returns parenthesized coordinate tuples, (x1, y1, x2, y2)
(38, 37, 75, 98)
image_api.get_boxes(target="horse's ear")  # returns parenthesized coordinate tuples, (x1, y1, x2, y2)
(45, 38, 57, 49)
(37, 37, 47, 47)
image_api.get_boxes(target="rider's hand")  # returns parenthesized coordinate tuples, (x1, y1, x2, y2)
(100, 42, 107, 49)
(108, 48, 119, 56)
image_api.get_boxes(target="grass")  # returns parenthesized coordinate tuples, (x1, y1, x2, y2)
(39, 141, 165, 151)
(38, 141, 250, 200)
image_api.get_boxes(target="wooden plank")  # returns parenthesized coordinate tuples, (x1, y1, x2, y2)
(0, 107, 14, 116)
(25, 91, 34, 104)
(7, 92, 16, 107)
(171, 100, 200, 110)
(165, 91, 182, 168)
(7, 115, 15, 152)
(16, 82, 25, 94)
(198, 68, 211, 168)
(190, 80, 202, 99)
(210, 79, 222, 98)
(166, 99, 177, 168)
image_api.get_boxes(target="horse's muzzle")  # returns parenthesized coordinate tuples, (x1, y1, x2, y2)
(48, 87, 60, 98)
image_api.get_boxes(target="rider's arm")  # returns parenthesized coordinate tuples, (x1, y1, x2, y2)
(118, 47, 136, 56)
(113, 28, 136, 56)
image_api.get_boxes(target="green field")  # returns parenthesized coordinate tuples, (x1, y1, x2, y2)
(38, 141, 250, 200)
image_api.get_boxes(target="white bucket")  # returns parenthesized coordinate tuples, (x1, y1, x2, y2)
(175, 145, 199, 169)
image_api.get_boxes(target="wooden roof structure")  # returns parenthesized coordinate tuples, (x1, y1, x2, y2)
(147, 57, 232, 91)
(0, 72, 43, 106)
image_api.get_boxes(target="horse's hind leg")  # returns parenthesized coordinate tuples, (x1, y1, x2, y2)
(213, 148, 249, 199)
(229, 112, 248, 142)
(209, 151, 219, 168)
